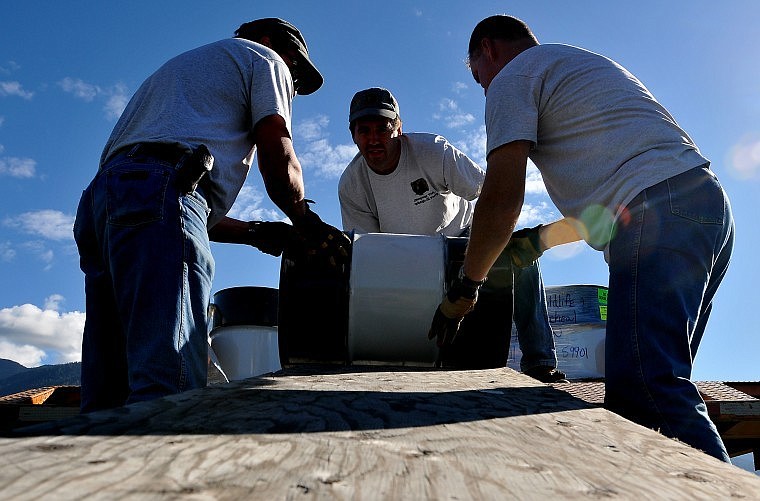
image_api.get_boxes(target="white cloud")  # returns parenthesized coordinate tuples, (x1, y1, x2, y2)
(104, 83, 129, 120)
(226, 185, 284, 222)
(0, 242, 15, 262)
(58, 77, 98, 101)
(0, 80, 34, 99)
(433, 98, 475, 129)
(293, 115, 358, 178)
(298, 139, 358, 178)
(525, 161, 548, 196)
(18, 241, 56, 270)
(0, 155, 36, 178)
(452, 82, 468, 94)
(455, 125, 487, 166)
(0, 341, 45, 368)
(0, 61, 21, 75)
(517, 201, 556, 227)
(44, 294, 65, 312)
(0, 299, 85, 366)
(296, 115, 330, 141)
(58, 77, 130, 120)
(4, 210, 74, 241)
(37, 247, 55, 266)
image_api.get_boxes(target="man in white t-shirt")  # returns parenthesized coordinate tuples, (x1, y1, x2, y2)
(339, 87, 564, 381)
(435, 15, 734, 462)
(74, 18, 349, 412)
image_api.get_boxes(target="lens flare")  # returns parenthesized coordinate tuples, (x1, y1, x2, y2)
(578, 205, 617, 248)
(728, 133, 760, 180)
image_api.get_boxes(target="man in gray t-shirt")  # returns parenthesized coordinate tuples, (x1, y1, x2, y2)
(436, 15, 734, 462)
(340, 87, 565, 381)
(74, 18, 349, 412)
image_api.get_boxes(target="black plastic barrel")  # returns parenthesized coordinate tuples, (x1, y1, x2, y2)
(209, 286, 279, 329)
(277, 247, 351, 365)
(440, 237, 513, 369)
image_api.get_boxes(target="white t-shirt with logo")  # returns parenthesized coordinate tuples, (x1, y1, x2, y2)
(339, 133, 484, 236)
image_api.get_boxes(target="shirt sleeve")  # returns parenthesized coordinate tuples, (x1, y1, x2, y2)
(441, 138, 485, 201)
(249, 55, 294, 133)
(338, 168, 380, 233)
(485, 73, 540, 157)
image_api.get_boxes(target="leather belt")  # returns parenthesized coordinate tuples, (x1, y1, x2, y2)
(123, 142, 190, 164)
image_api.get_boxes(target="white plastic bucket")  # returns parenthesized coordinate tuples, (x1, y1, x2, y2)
(208, 286, 281, 380)
(209, 325, 281, 380)
(507, 284, 608, 379)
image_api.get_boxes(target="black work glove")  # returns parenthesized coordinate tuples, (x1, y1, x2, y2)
(428, 270, 485, 347)
(505, 224, 543, 268)
(292, 200, 351, 268)
(247, 221, 297, 257)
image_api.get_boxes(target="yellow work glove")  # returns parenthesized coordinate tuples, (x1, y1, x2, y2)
(505, 224, 543, 268)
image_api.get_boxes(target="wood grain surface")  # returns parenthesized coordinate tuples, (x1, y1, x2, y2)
(1, 366, 758, 499)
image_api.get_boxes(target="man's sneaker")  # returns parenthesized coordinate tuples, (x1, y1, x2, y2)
(524, 366, 568, 383)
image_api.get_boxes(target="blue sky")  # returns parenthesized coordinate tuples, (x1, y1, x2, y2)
(1, 1, 759, 382)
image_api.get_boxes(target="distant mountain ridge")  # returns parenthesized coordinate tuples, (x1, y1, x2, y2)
(0, 359, 81, 397)
(0, 359, 27, 380)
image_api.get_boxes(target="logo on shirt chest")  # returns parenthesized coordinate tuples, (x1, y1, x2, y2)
(410, 177, 438, 206)
(410, 178, 429, 195)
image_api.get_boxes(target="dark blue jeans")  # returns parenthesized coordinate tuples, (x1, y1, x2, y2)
(74, 148, 214, 412)
(605, 165, 733, 462)
(513, 261, 557, 372)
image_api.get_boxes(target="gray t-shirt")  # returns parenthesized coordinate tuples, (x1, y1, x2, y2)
(339, 133, 484, 236)
(485, 44, 708, 250)
(101, 38, 294, 227)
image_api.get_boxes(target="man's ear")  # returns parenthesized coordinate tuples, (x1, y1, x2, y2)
(481, 37, 496, 62)
(349, 124, 358, 144)
(258, 35, 273, 49)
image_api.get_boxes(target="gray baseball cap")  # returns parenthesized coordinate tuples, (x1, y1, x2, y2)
(235, 18, 323, 95)
(349, 87, 400, 124)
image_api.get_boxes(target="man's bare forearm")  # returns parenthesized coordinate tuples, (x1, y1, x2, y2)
(538, 218, 584, 251)
(463, 141, 531, 281)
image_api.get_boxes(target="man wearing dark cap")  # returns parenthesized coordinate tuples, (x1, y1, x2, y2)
(339, 87, 565, 381)
(74, 18, 349, 412)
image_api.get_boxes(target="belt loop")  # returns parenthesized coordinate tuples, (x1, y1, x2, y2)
(126, 144, 142, 157)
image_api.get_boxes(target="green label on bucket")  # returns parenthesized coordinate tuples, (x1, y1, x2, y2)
(598, 288, 608, 305)
(598, 288, 608, 320)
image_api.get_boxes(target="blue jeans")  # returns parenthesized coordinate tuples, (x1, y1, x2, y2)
(73, 147, 214, 412)
(605, 165, 733, 462)
(513, 261, 557, 371)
